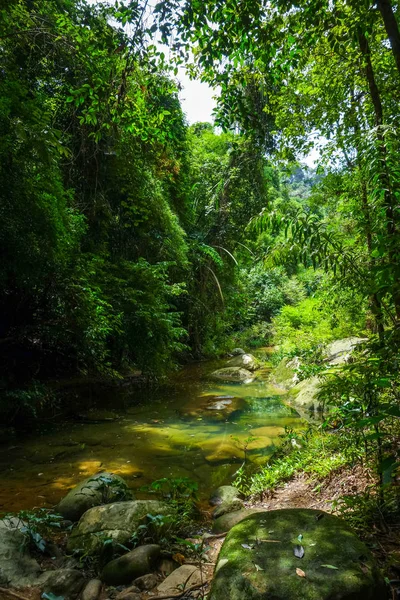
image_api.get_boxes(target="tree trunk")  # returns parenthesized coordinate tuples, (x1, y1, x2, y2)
(358, 29, 400, 322)
(377, 0, 400, 78)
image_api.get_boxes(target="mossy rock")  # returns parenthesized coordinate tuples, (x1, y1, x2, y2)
(210, 367, 254, 383)
(209, 485, 243, 506)
(67, 500, 171, 555)
(212, 508, 263, 533)
(57, 472, 133, 521)
(210, 509, 386, 600)
(227, 354, 259, 372)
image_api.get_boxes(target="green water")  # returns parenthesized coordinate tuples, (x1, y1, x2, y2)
(0, 359, 301, 512)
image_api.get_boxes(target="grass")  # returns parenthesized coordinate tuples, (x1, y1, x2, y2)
(233, 426, 363, 497)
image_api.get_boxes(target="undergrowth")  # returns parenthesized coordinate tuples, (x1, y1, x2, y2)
(234, 426, 362, 497)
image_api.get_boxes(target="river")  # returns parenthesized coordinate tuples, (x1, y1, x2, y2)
(0, 354, 301, 512)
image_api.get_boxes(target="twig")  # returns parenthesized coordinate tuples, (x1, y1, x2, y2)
(0, 588, 30, 600)
(202, 532, 227, 539)
(154, 582, 207, 600)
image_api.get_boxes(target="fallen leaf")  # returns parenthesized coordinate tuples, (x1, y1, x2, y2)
(309, 542, 316, 547)
(294, 544, 305, 559)
(321, 564, 339, 570)
(296, 568, 306, 578)
(254, 563, 264, 571)
(241, 544, 253, 550)
(297, 534, 303, 542)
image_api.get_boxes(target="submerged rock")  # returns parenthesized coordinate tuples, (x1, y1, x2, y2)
(0, 519, 41, 586)
(227, 353, 259, 372)
(210, 509, 386, 600)
(101, 544, 160, 585)
(210, 367, 254, 383)
(67, 500, 171, 555)
(57, 472, 132, 521)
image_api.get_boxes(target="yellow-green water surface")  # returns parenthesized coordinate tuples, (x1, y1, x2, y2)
(0, 360, 301, 512)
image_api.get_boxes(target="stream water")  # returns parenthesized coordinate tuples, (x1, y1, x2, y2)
(0, 354, 301, 512)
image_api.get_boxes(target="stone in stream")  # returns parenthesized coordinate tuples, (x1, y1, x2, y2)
(67, 500, 171, 555)
(227, 353, 259, 372)
(210, 367, 254, 383)
(0, 518, 41, 586)
(101, 544, 161, 585)
(210, 509, 386, 600)
(56, 472, 133, 522)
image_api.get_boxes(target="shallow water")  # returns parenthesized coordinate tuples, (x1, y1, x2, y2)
(0, 358, 301, 512)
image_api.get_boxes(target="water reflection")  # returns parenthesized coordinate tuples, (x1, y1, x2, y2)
(0, 360, 301, 512)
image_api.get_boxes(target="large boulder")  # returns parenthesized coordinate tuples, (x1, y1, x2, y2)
(0, 518, 41, 586)
(325, 337, 367, 365)
(227, 353, 259, 372)
(67, 500, 171, 555)
(210, 509, 386, 600)
(210, 367, 254, 383)
(56, 472, 132, 521)
(101, 544, 160, 585)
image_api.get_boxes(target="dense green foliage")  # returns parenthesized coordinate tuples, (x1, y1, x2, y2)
(2, 0, 400, 541)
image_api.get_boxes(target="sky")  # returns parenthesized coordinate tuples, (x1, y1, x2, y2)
(177, 69, 217, 125)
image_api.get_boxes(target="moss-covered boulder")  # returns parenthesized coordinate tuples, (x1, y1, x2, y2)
(67, 500, 171, 555)
(210, 509, 386, 600)
(101, 544, 160, 585)
(210, 367, 254, 383)
(57, 472, 132, 521)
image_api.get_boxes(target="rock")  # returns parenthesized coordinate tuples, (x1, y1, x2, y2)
(227, 353, 259, 372)
(101, 544, 161, 585)
(115, 593, 141, 600)
(133, 572, 159, 590)
(212, 509, 263, 534)
(158, 557, 179, 577)
(325, 337, 367, 365)
(287, 375, 322, 416)
(115, 586, 141, 600)
(213, 499, 244, 519)
(57, 472, 132, 522)
(209, 485, 243, 506)
(67, 500, 171, 555)
(157, 565, 203, 595)
(38, 568, 86, 600)
(210, 367, 254, 383)
(0, 519, 41, 586)
(230, 348, 245, 355)
(81, 579, 103, 600)
(210, 509, 386, 600)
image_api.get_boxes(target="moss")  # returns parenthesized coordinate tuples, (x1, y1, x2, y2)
(210, 509, 386, 600)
